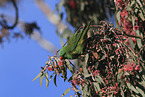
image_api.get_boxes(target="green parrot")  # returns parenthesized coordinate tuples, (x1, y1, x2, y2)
(59, 23, 91, 60)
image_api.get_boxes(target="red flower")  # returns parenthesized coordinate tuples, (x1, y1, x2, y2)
(117, 0, 124, 9)
(115, 48, 120, 54)
(72, 87, 75, 90)
(80, 80, 86, 86)
(114, 91, 118, 95)
(132, 38, 136, 43)
(118, 68, 123, 73)
(58, 60, 64, 66)
(135, 65, 140, 71)
(72, 79, 77, 85)
(123, 65, 128, 71)
(68, 0, 77, 9)
(118, 21, 121, 26)
(120, 10, 128, 19)
(123, 22, 131, 33)
(47, 66, 52, 71)
(123, 65, 133, 72)
(130, 62, 135, 67)
(133, 25, 139, 30)
(127, 65, 133, 71)
(93, 70, 100, 76)
(130, 31, 135, 35)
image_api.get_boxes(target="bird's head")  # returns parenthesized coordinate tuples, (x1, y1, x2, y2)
(59, 47, 66, 60)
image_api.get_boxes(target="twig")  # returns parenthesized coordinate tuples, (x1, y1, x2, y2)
(35, 0, 67, 34)
(0, 0, 18, 29)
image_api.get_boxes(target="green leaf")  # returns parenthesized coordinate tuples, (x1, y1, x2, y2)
(136, 87, 145, 96)
(96, 75, 106, 86)
(115, 11, 120, 27)
(140, 80, 145, 88)
(137, 0, 143, 7)
(117, 72, 123, 80)
(44, 72, 48, 81)
(58, 0, 65, 12)
(143, 75, 145, 80)
(80, 3, 85, 11)
(126, 6, 132, 11)
(131, 94, 136, 97)
(66, 60, 73, 72)
(93, 82, 100, 92)
(130, 1, 135, 7)
(61, 87, 71, 97)
(137, 38, 142, 49)
(54, 74, 57, 87)
(120, 87, 125, 97)
(83, 54, 89, 77)
(116, 11, 120, 21)
(132, 16, 136, 27)
(84, 74, 91, 78)
(49, 74, 53, 83)
(139, 12, 145, 21)
(127, 83, 139, 94)
(129, 37, 135, 49)
(46, 71, 49, 88)
(74, 89, 80, 92)
(32, 72, 42, 81)
(68, 76, 73, 82)
(125, 72, 130, 76)
(136, 31, 143, 49)
(40, 74, 44, 86)
(81, 85, 89, 97)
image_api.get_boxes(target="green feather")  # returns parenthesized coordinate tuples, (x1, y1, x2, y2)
(59, 22, 91, 59)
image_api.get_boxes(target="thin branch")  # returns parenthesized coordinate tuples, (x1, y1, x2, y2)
(125, 33, 143, 39)
(30, 31, 58, 54)
(4, 14, 58, 54)
(114, 28, 143, 39)
(0, 0, 18, 29)
(35, 0, 66, 34)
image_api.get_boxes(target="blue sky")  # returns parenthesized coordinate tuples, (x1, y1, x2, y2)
(0, 0, 73, 97)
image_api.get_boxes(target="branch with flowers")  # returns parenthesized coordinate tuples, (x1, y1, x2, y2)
(33, 20, 145, 96)
(33, 0, 145, 96)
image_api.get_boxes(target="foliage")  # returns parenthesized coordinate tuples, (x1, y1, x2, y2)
(56, 0, 115, 28)
(0, 0, 40, 45)
(33, 20, 145, 97)
(1, 0, 145, 97)
(33, 0, 145, 96)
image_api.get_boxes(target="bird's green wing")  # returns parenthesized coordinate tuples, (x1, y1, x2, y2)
(59, 22, 91, 59)
(67, 23, 91, 53)
(71, 22, 91, 54)
(66, 31, 82, 53)
(59, 31, 80, 58)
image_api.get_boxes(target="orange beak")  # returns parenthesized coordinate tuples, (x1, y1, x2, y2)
(60, 56, 63, 60)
